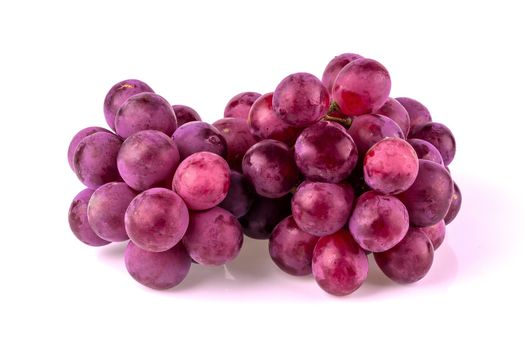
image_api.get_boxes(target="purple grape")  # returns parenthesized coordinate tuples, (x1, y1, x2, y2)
(172, 104, 201, 126)
(213, 118, 257, 171)
(173, 151, 230, 210)
(407, 138, 444, 165)
(67, 126, 111, 171)
(348, 114, 404, 157)
(397, 160, 454, 227)
(248, 92, 301, 146)
(115, 92, 177, 139)
(444, 181, 462, 224)
(117, 130, 180, 191)
(269, 216, 319, 276)
(411, 122, 456, 166)
(363, 138, 419, 195)
(273, 72, 330, 127)
(312, 229, 368, 296)
(416, 220, 446, 250)
(292, 181, 353, 237)
(218, 171, 255, 218)
(125, 188, 189, 252)
(321, 53, 363, 94)
(240, 194, 292, 240)
(73, 132, 122, 189)
(294, 120, 358, 183)
(224, 92, 261, 119)
(125, 241, 191, 290)
(332, 58, 391, 116)
(103, 79, 154, 131)
(374, 228, 434, 283)
(349, 191, 409, 252)
(68, 189, 110, 247)
(87, 182, 137, 242)
(183, 207, 243, 265)
(171, 121, 227, 160)
(242, 140, 299, 198)
(395, 97, 432, 136)
(376, 97, 410, 137)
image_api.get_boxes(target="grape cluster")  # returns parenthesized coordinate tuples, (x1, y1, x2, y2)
(68, 53, 461, 296)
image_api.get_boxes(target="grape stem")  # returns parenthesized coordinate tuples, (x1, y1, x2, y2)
(323, 115, 353, 128)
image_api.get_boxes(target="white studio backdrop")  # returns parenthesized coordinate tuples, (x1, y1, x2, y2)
(0, 0, 524, 349)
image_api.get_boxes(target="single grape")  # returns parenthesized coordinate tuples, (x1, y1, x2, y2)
(407, 138, 444, 165)
(224, 91, 261, 119)
(292, 181, 353, 237)
(218, 171, 255, 218)
(242, 140, 299, 198)
(411, 122, 456, 166)
(87, 182, 137, 242)
(273, 72, 329, 127)
(73, 132, 122, 189)
(395, 97, 432, 136)
(444, 181, 462, 224)
(332, 58, 391, 116)
(173, 151, 230, 210)
(125, 188, 189, 252)
(321, 53, 363, 94)
(374, 228, 434, 283)
(363, 138, 419, 195)
(171, 121, 227, 160)
(213, 117, 257, 171)
(248, 92, 301, 146)
(183, 207, 243, 265)
(312, 229, 368, 296)
(269, 216, 319, 276)
(240, 194, 292, 240)
(115, 92, 177, 139)
(125, 241, 191, 290)
(103, 79, 154, 131)
(416, 220, 446, 250)
(67, 126, 111, 171)
(397, 160, 454, 227)
(172, 104, 201, 126)
(376, 97, 410, 137)
(294, 120, 358, 183)
(348, 114, 404, 157)
(349, 191, 409, 252)
(68, 189, 110, 246)
(117, 130, 180, 191)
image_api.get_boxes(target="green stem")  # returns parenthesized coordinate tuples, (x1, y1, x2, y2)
(323, 115, 353, 128)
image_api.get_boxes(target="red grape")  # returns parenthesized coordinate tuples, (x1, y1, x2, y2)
(68, 189, 110, 247)
(224, 91, 261, 119)
(172, 104, 201, 126)
(376, 97, 410, 137)
(411, 122, 456, 166)
(348, 114, 404, 157)
(321, 53, 363, 94)
(444, 181, 462, 225)
(213, 117, 257, 171)
(218, 171, 255, 218)
(171, 121, 227, 160)
(67, 126, 111, 171)
(416, 220, 446, 250)
(407, 138, 444, 165)
(395, 97, 432, 136)
(240, 194, 292, 240)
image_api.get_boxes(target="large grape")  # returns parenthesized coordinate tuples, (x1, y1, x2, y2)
(224, 91, 261, 119)
(103, 79, 154, 131)
(349, 191, 409, 252)
(125, 188, 189, 252)
(374, 228, 434, 284)
(269, 216, 319, 276)
(376, 97, 410, 137)
(68, 189, 110, 246)
(183, 207, 243, 265)
(239, 194, 292, 240)
(67, 126, 111, 171)
(294, 120, 358, 183)
(363, 138, 419, 195)
(115, 92, 177, 139)
(397, 160, 454, 227)
(117, 130, 180, 191)
(444, 181, 462, 224)
(171, 121, 227, 160)
(73, 132, 122, 189)
(172, 104, 201, 126)
(248, 92, 301, 146)
(312, 229, 368, 296)
(125, 241, 191, 290)
(218, 171, 255, 218)
(273, 73, 329, 127)
(416, 220, 446, 250)
(411, 122, 456, 166)
(407, 138, 444, 165)
(87, 182, 137, 242)
(242, 140, 299, 198)
(395, 97, 432, 136)
(173, 151, 230, 210)
(348, 114, 404, 156)
(332, 58, 391, 116)
(292, 181, 353, 237)
(321, 53, 363, 94)
(213, 117, 257, 171)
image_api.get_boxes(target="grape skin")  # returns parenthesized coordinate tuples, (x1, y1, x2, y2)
(444, 182, 462, 224)
(68, 188, 110, 247)
(395, 97, 432, 136)
(321, 53, 363, 94)
(171, 121, 227, 160)
(224, 92, 261, 120)
(218, 171, 255, 218)
(407, 138, 444, 165)
(213, 117, 257, 171)
(416, 220, 446, 250)
(172, 104, 201, 126)
(411, 122, 456, 166)
(239, 194, 292, 240)
(376, 97, 410, 137)
(348, 114, 404, 157)
(67, 126, 111, 171)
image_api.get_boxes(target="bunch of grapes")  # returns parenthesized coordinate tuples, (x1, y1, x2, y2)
(67, 53, 461, 296)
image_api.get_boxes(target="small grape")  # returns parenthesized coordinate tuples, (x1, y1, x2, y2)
(348, 114, 404, 157)
(416, 220, 446, 250)
(213, 117, 257, 171)
(171, 121, 227, 160)
(407, 138, 444, 165)
(321, 53, 363, 94)
(444, 181, 462, 224)
(218, 171, 255, 218)
(376, 97, 410, 137)
(395, 97, 432, 136)
(411, 122, 456, 166)
(240, 194, 292, 240)
(67, 126, 111, 171)
(172, 104, 201, 126)
(224, 92, 261, 119)
(68, 189, 110, 247)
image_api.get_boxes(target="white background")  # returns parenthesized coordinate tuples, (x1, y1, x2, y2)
(1, 0, 524, 349)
